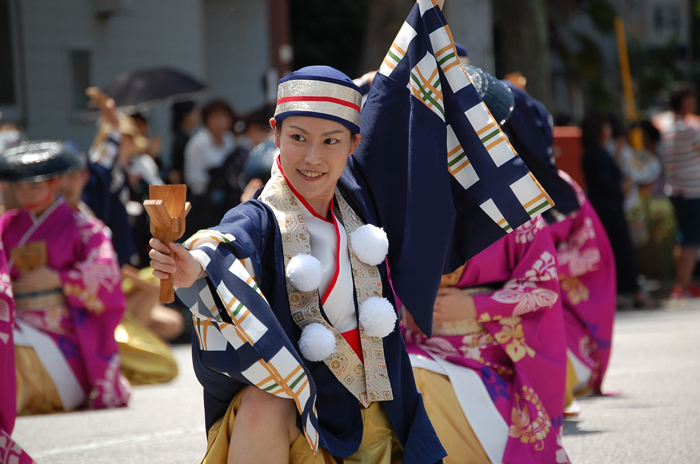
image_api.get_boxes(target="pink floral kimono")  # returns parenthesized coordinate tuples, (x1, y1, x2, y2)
(0, 199, 130, 412)
(547, 172, 616, 394)
(402, 215, 569, 464)
(0, 239, 36, 464)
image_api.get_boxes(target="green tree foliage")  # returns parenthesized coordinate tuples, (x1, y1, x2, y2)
(629, 38, 684, 110)
(548, 0, 618, 113)
(493, 0, 553, 108)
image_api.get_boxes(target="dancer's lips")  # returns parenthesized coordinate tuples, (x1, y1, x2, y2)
(298, 169, 325, 180)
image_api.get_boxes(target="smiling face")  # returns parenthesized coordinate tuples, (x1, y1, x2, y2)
(273, 116, 361, 217)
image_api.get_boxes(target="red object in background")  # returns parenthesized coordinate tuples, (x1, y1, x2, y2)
(553, 126, 586, 191)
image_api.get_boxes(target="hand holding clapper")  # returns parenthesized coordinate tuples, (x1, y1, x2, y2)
(144, 185, 190, 303)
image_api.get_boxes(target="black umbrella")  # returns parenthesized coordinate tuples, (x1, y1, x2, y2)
(101, 67, 208, 114)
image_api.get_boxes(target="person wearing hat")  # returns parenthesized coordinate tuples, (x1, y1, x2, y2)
(402, 69, 570, 464)
(501, 82, 616, 415)
(0, 141, 131, 415)
(149, 65, 447, 463)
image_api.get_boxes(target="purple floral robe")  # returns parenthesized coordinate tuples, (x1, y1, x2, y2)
(0, 238, 36, 464)
(0, 200, 130, 410)
(403, 215, 569, 464)
(548, 172, 616, 393)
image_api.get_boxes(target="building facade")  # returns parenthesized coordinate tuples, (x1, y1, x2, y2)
(1, 0, 272, 153)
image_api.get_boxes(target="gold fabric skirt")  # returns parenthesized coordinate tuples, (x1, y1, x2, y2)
(564, 356, 578, 409)
(15, 346, 64, 415)
(412, 367, 491, 464)
(115, 314, 178, 386)
(564, 355, 591, 414)
(202, 387, 402, 464)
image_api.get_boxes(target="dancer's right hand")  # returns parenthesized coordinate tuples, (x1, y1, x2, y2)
(149, 238, 204, 289)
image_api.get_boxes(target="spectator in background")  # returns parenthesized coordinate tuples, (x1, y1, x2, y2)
(128, 113, 164, 188)
(85, 98, 147, 267)
(126, 113, 164, 267)
(184, 99, 235, 198)
(0, 120, 27, 211)
(0, 120, 25, 153)
(237, 107, 279, 203)
(581, 114, 651, 308)
(659, 85, 700, 299)
(606, 115, 662, 213)
(183, 99, 236, 234)
(168, 101, 199, 185)
(626, 120, 678, 281)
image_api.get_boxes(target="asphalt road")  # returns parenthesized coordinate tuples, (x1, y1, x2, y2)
(12, 302, 700, 463)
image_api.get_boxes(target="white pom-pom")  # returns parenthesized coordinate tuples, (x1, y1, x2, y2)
(299, 323, 337, 361)
(359, 297, 397, 338)
(286, 254, 323, 292)
(349, 225, 389, 266)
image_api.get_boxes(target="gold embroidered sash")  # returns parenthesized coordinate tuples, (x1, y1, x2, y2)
(259, 163, 393, 407)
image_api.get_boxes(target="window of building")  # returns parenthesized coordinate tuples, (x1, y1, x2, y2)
(0, 0, 16, 106)
(69, 49, 91, 110)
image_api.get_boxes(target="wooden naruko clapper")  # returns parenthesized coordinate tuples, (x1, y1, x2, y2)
(144, 185, 190, 303)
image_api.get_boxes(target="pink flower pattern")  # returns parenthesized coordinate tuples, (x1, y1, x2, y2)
(514, 216, 546, 244)
(492, 251, 559, 316)
(557, 218, 601, 278)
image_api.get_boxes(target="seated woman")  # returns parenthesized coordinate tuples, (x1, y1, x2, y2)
(402, 214, 568, 464)
(59, 158, 180, 386)
(0, 141, 131, 414)
(401, 69, 568, 464)
(501, 82, 616, 409)
(548, 172, 616, 404)
(0, 236, 35, 463)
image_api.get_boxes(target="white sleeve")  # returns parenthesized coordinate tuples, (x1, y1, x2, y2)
(184, 133, 209, 196)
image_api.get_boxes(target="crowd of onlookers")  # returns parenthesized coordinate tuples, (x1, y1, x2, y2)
(576, 85, 700, 307)
(3, 84, 699, 310)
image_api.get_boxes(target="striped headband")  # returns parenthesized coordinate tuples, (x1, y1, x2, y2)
(274, 66, 362, 134)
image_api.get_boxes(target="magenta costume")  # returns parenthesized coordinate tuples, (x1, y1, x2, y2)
(1, 199, 131, 411)
(403, 216, 568, 464)
(0, 238, 36, 464)
(548, 172, 616, 394)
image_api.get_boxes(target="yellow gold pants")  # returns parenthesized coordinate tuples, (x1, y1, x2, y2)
(115, 313, 178, 386)
(412, 367, 491, 464)
(202, 387, 402, 464)
(564, 357, 578, 409)
(15, 346, 63, 415)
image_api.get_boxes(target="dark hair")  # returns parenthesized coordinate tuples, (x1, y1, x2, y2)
(669, 85, 695, 113)
(580, 113, 608, 153)
(639, 120, 660, 144)
(606, 112, 626, 138)
(171, 101, 196, 133)
(244, 105, 276, 131)
(131, 112, 147, 125)
(201, 99, 235, 127)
